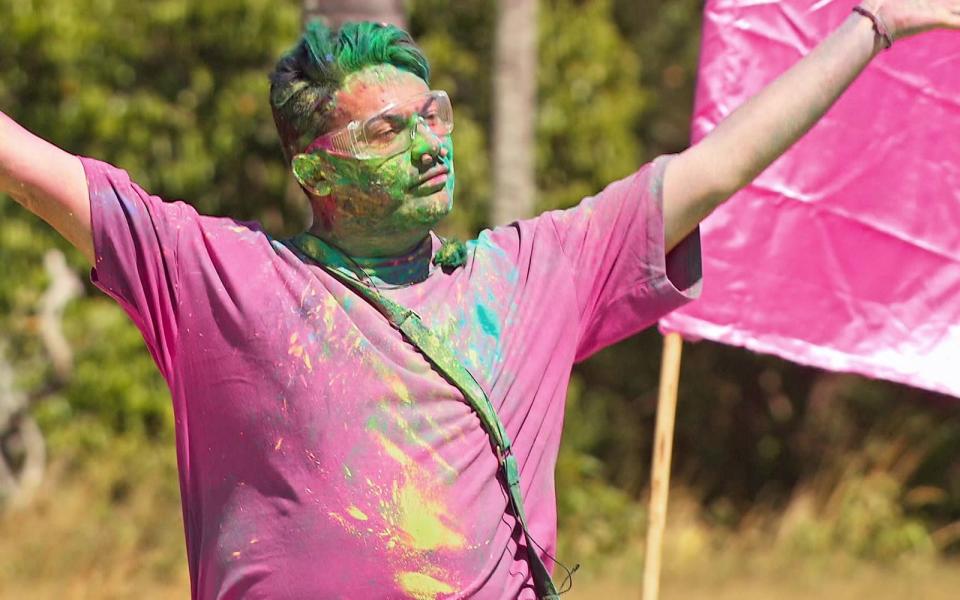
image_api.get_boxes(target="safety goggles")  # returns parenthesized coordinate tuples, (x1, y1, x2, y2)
(304, 90, 453, 160)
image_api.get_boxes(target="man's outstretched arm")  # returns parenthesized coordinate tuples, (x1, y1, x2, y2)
(0, 111, 93, 263)
(663, 0, 960, 252)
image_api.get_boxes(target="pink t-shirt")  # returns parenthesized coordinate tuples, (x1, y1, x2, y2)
(82, 156, 701, 600)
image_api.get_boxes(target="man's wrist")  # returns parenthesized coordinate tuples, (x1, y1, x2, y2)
(853, 4, 895, 50)
(847, 9, 889, 57)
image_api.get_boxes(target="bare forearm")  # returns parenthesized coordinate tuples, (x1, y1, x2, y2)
(1, 111, 93, 262)
(664, 13, 882, 250)
(0, 113, 27, 193)
(701, 14, 876, 194)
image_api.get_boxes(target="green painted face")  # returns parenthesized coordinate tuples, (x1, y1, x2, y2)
(292, 66, 456, 257)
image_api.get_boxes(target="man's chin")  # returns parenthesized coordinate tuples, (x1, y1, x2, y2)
(401, 189, 453, 225)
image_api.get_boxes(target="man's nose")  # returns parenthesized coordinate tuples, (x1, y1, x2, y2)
(410, 119, 447, 167)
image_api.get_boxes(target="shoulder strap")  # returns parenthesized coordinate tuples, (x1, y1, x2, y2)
(287, 235, 562, 599)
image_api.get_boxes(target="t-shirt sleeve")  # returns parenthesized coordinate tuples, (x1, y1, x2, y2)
(81, 157, 196, 379)
(543, 155, 703, 361)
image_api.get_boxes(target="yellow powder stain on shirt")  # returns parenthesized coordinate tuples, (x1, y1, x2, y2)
(374, 434, 466, 552)
(327, 511, 362, 537)
(388, 375, 413, 404)
(393, 480, 466, 551)
(378, 433, 414, 467)
(397, 572, 455, 600)
(287, 332, 313, 372)
(364, 355, 415, 404)
(347, 505, 369, 521)
(466, 348, 481, 368)
(381, 405, 457, 479)
(322, 294, 340, 328)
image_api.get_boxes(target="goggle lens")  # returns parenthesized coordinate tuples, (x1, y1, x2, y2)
(303, 91, 454, 160)
(357, 92, 453, 158)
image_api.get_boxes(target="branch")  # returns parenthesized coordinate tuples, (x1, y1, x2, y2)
(38, 249, 83, 381)
(0, 249, 83, 508)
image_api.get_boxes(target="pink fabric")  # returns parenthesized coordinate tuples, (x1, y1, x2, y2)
(660, 0, 960, 398)
(82, 156, 700, 599)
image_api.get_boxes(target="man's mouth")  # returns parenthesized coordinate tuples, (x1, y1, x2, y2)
(411, 166, 449, 190)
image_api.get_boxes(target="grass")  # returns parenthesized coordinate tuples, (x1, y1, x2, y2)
(572, 560, 960, 600)
(3, 449, 958, 599)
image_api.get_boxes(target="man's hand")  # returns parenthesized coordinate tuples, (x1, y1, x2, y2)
(872, 0, 960, 39)
(0, 112, 92, 263)
(662, 0, 960, 252)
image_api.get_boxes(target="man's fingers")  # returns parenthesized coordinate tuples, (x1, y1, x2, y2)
(942, 3, 960, 28)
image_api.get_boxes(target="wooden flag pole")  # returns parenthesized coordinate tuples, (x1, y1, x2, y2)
(642, 331, 684, 600)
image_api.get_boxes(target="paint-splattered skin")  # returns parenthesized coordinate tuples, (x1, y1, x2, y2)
(292, 66, 456, 260)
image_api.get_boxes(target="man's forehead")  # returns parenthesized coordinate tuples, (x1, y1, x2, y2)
(332, 65, 429, 123)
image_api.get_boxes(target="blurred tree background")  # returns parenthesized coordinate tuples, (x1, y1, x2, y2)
(1, 0, 959, 597)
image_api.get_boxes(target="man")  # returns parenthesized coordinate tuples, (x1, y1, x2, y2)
(1, 2, 957, 598)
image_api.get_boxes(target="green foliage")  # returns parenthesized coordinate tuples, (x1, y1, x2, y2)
(0, 0, 302, 228)
(614, 0, 704, 154)
(557, 375, 646, 559)
(537, 0, 647, 212)
(40, 299, 173, 450)
(781, 473, 936, 562)
(0, 433, 186, 595)
(0, 0, 301, 444)
(833, 474, 935, 560)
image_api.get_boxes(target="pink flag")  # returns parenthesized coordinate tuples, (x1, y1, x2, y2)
(660, 0, 960, 397)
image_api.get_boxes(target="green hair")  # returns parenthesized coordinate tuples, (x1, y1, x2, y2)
(269, 20, 431, 163)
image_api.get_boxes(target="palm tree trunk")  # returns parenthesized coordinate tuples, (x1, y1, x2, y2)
(492, 0, 538, 225)
(302, 0, 406, 29)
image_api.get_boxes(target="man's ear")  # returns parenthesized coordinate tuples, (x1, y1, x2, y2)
(291, 153, 332, 196)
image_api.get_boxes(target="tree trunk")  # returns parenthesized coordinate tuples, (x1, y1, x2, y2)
(302, 0, 407, 30)
(492, 0, 538, 225)
(0, 249, 81, 510)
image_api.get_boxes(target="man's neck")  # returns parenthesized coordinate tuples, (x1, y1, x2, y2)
(308, 218, 431, 256)
(350, 236, 433, 286)
(302, 229, 434, 287)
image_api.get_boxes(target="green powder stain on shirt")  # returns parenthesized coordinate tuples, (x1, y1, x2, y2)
(366, 413, 387, 433)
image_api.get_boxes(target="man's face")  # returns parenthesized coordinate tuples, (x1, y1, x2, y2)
(295, 65, 455, 255)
